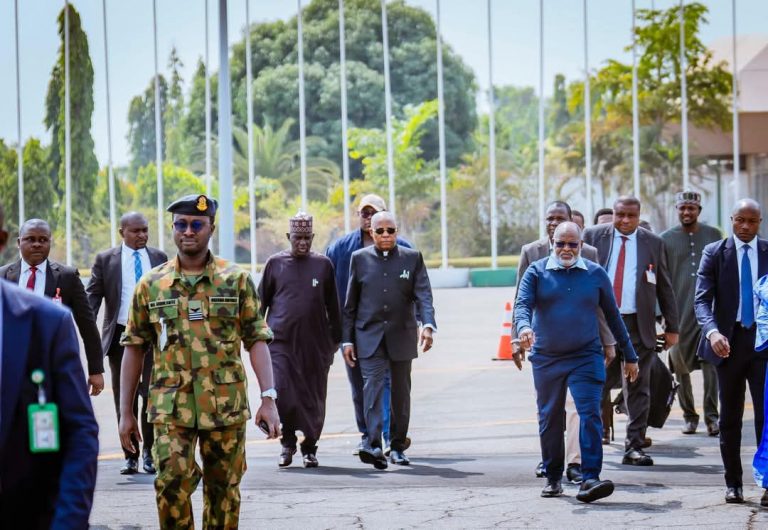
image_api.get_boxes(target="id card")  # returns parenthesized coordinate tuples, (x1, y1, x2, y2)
(28, 402, 59, 453)
(646, 269, 657, 285)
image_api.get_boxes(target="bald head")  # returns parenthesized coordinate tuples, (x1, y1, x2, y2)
(553, 221, 582, 241)
(731, 198, 762, 244)
(371, 211, 397, 230)
(119, 211, 149, 250)
(732, 198, 761, 216)
(370, 211, 398, 252)
(19, 219, 51, 238)
(120, 211, 147, 229)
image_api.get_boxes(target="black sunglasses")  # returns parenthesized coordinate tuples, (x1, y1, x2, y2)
(173, 220, 209, 233)
(554, 241, 579, 249)
(374, 227, 397, 235)
(359, 209, 377, 219)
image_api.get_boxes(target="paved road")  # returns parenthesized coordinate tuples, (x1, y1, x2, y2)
(86, 287, 768, 529)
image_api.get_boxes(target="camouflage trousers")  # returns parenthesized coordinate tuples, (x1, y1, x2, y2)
(153, 422, 247, 529)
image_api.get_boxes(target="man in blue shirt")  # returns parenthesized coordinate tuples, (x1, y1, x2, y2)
(325, 194, 412, 455)
(515, 222, 639, 503)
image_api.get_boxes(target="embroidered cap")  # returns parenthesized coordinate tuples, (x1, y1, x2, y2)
(289, 211, 313, 234)
(675, 190, 701, 207)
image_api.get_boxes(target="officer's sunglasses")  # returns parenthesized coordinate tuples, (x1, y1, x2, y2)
(374, 227, 397, 235)
(173, 220, 209, 233)
(554, 241, 579, 249)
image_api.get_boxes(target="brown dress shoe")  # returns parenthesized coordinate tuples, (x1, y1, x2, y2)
(279, 447, 297, 468)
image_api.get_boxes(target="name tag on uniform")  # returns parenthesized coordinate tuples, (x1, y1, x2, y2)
(209, 296, 238, 304)
(188, 300, 204, 321)
(28, 403, 59, 453)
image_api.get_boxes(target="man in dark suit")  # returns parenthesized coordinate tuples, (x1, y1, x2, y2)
(87, 212, 167, 475)
(695, 198, 768, 505)
(0, 218, 104, 397)
(513, 200, 617, 483)
(0, 203, 99, 529)
(583, 196, 679, 466)
(343, 211, 436, 469)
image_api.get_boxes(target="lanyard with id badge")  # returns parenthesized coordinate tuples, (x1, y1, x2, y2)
(28, 369, 59, 453)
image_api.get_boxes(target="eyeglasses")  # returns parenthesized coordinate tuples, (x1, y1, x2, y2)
(554, 241, 579, 249)
(374, 227, 397, 235)
(173, 220, 209, 233)
(359, 209, 377, 219)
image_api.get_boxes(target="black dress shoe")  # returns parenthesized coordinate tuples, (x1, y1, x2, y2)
(359, 447, 388, 470)
(535, 461, 546, 478)
(390, 450, 410, 465)
(541, 480, 563, 498)
(707, 423, 720, 437)
(279, 447, 297, 468)
(576, 479, 615, 503)
(566, 464, 583, 484)
(622, 448, 654, 466)
(302, 454, 319, 468)
(681, 421, 697, 435)
(120, 458, 138, 475)
(142, 455, 156, 474)
(725, 487, 744, 504)
(761, 489, 768, 507)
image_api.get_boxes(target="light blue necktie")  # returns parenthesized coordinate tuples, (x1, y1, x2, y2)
(133, 250, 143, 283)
(741, 245, 754, 327)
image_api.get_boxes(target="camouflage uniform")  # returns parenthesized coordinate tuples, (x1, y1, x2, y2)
(121, 253, 272, 529)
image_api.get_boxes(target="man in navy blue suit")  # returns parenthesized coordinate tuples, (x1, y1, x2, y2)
(695, 198, 768, 505)
(0, 202, 99, 529)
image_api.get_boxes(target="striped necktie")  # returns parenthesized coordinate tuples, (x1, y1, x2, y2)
(133, 250, 143, 283)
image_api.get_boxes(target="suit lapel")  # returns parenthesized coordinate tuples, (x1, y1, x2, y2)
(599, 226, 613, 267)
(148, 247, 165, 268)
(636, 230, 649, 285)
(44, 261, 58, 298)
(0, 285, 32, 451)
(723, 237, 737, 288)
(109, 247, 123, 303)
(4, 260, 21, 284)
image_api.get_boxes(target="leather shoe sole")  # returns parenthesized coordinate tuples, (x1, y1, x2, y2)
(576, 480, 614, 503)
(359, 449, 388, 470)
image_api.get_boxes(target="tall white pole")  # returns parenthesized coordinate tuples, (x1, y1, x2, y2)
(487, 0, 498, 269)
(102, 0, 116, 247)
(583, 0, 593, 225)
(680, 0, 689, 189)
(732, 0, 740, 200)
(631, 0, 640, 197)
(381, 0, 396, 217)
(14, 0, 24, 228)
(339, 0, 351, 233)
(217, 0, 235, 260)
(436, 0, 448, 269)
(537, 0, 545, 240)
(205, 0, 213, 200)
(152, 0, 164, 252)
(246, 0, 257, 276)
(297, 0, 308, 210)
(64, 1, 72, 265)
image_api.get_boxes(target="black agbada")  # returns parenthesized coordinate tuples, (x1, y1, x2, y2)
(258, 251, 342, 451)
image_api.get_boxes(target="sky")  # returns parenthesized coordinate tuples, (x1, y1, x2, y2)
(0, 0, 765, 168)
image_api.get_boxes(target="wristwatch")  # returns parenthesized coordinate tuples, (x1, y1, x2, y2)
(260, 388, 277, 400)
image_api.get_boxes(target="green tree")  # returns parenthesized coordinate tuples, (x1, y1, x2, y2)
(127, 75, 169, 176)
(44, 3, 98, 216)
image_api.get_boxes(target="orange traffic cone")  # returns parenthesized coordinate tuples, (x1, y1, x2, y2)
(492, 301, 514, 361)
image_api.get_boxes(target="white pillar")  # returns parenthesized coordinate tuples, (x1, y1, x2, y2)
(217, 0, 235, 260)
(339, 0, 351, 233)
(381, 0, 396, 217)
(102, 0, 116, 247)
(297, 0, 308, 210)
(205, 0, 213, 200)
(732, 0, 740, 200)
(631, 0, 640, 198)
(583, 0, 593, 225)
(436, 0, 448, 269)
(245, 0, 257, 275)
(64, 1, 72, 265)
(680, 0, 689, 189)
(14, 0, 24, 228)
(537, 0, 545, 240)
(487, 0, 498, 269)
(152, 0, 164, 252)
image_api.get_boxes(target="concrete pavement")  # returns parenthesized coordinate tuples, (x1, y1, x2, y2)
(87, 287, 768, 529)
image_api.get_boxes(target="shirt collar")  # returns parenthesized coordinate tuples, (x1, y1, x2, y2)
(545, 255, 588, 271)
(21, 258, 47, 274)
(735, 235, 758, 253)
(171, 251, 216, 282)
(122, 243, 148, 256)
(613, 228, 637, 241)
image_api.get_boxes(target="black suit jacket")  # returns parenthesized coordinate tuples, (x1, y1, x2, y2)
(86, 245, 167, 356)
(583, 225, 679, 350)
(0, 259, 103, 375)
(0, 280, 98, 528)
(343, 245, 436, 361)
(694, 236, 768, 366)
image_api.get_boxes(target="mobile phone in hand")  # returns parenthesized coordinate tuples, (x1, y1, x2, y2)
(258, 420, 270, 436)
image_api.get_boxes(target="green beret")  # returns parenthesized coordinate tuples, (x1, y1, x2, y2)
(166, 194, 218, 217)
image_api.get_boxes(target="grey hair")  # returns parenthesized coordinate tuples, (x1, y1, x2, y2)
(371, 211, 397, 228)
(553, 221, 582, 240)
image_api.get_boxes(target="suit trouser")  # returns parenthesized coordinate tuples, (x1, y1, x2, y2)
(359, 340, 411, 452)
(621, 314, 655, 452)
(345, 357, 391, 444)
(715, 325, 766, 488)
(110, 324, 154, 459)
(531, 352, 605, 482)
(676, 361, 719, 427)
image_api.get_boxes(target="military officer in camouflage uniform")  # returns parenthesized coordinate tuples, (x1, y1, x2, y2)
(118, 194, 280, 529)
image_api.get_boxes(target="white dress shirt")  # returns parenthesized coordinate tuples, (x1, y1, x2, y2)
(606, 229, 638, 314)
(119, 244, 152, 326)
(736, 235, 759, 323)
(19, 258, 48, 298)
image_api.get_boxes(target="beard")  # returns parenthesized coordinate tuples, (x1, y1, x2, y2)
(556, 254, 578, 268)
